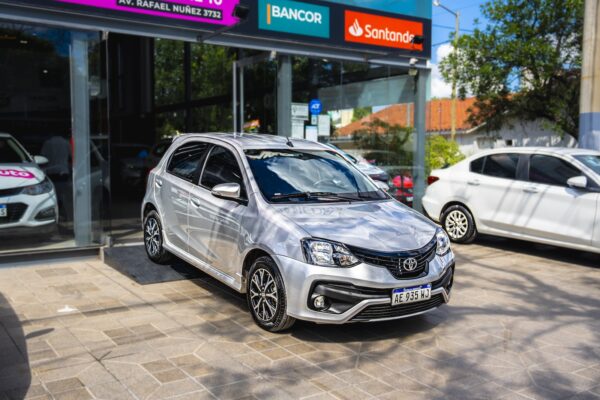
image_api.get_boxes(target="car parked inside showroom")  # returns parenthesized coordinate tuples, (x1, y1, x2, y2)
(423, 147, 600, 254)
(0, 133, 58, 236)
(142, 133, 455, 332)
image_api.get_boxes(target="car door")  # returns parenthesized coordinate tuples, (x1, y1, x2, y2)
(465, 153, 528, 233)
(519, 154, 598, 247)
(157, 141, 210, 251)
(187, 144, 248, 278)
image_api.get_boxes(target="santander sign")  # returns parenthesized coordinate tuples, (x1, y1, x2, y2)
(344, 10, 424, 51)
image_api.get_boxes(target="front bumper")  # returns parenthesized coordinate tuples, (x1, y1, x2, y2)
(273, 251, 454, 324)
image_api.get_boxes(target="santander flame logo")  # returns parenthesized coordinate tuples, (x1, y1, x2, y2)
(348, 19, 363, 37)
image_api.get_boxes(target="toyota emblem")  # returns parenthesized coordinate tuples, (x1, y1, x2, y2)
(401, 258, 418, 272)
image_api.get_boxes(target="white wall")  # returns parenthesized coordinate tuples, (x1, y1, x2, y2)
(451, 119, 578, 156)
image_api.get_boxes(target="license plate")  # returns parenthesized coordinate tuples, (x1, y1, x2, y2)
(0, 204, 6, 217)
(391, 284, 431, 306)
(406, 196, 414, 202)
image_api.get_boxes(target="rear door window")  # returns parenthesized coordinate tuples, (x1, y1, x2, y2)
(528, 155, 581, 187)
(481, 153, 520, 179)
(166, 141, 210, 182)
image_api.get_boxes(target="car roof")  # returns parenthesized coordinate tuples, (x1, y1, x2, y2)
(0, 132, 14, 138)
(175, 133, 329, 151)
(470, 147, 600, 158)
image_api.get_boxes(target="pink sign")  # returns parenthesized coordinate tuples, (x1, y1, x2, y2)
(0, 169, 36, 179)
(57, 0, 241, 26)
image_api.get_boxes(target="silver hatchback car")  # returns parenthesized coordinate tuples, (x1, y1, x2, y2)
(142, 133, 455, 332)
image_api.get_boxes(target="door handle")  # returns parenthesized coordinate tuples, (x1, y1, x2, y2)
(467, 179, 480, 186)
(155, 178, 163, 188)
(191, 198, 202, 208)
(523, 186, 539, 193)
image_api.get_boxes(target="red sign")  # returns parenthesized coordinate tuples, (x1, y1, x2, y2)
(344, 10, 423, 51)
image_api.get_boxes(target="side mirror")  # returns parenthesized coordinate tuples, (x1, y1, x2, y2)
(567, 176, 588, 189)
(34, 155, 48, 165)
(211, 183, 241, 200)
(374, 180, 389, 192)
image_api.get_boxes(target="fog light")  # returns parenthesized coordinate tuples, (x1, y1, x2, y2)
(313, 295, 327, 310)
(35, 206, 56, 221)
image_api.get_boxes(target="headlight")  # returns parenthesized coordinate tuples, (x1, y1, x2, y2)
(20, 178, 54, 196)
(301, 239, 359, 267)
(436, 229, 451, 256)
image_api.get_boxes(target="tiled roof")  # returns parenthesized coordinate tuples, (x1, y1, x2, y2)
(336, 98, 478, 137)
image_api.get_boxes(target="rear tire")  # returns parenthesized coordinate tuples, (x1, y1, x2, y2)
(246, 256, 296, 332)
(441, 205, 477, 244)
(143, 210, 174, 264)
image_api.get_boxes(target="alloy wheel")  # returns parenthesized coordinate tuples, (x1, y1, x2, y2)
(445, 210, 469, 240)
(145, 217, 161, 257)
(249, 268, 278, 322)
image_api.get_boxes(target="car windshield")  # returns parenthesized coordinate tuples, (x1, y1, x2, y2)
(575, 155, 600, 175)
(245, 149, 386, 203)
(0, 137, 30, 163)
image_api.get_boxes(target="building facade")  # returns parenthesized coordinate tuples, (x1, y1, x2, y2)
(0, 0, 432, 255)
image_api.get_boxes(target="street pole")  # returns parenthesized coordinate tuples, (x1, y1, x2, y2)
(451, 11, 460, 142)
(579, 0, 600, 150)
(434, 1, 460, 142)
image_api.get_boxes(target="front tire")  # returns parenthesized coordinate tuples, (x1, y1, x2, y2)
(441, 205, 477, 244)
(246, 256, 295, 332)
(143, 210, 173, 264)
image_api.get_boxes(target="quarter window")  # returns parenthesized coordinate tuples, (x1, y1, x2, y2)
(166, 141, 210, 182)
(528, 155, 581, 187)
(201, 146, 246, 197)
(470, 157, 485, 173)
(482, 153, 519, 179)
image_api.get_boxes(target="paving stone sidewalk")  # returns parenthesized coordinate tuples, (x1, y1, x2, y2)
(0, 239, 599, 400)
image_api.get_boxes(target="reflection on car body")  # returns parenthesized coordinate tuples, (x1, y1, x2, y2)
(142, 133, 455, 332)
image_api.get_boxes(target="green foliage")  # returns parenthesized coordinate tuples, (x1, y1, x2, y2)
(352, 118, 414, 166)
(352, 107, 372, 122)
(426, 135, 465, 173)
(440, 0, 584, 138)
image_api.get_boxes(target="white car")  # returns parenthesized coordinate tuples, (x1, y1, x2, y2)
(0, 133, 58, 236)
(423, 147, 600, 254)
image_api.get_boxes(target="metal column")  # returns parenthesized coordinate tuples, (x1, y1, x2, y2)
(277, 55, 292, 137)
(579, 0, 600, 150)
(413, 68, 430, 213)
(70, 32, 92, 246)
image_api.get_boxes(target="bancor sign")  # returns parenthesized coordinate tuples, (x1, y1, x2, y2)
(259, 0, 330, 38)
(55, 0, 240, 26)
(344, 10, 423, 51)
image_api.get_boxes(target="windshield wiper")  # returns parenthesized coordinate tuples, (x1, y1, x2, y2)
(271, 192, 361, 202)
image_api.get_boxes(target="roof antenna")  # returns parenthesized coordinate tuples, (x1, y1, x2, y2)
(286, 136, 294, 147)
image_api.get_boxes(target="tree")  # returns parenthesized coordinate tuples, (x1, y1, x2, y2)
(426, 135, 465, 174)
(352, 118, 414, 166)
(440, 0, 584, 139)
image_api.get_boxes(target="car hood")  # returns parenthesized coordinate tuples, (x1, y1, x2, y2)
(0, 164, 44, 189)
(274, 200, 437, 252)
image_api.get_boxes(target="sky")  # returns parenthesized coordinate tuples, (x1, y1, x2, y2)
(430, 0, 488, 97)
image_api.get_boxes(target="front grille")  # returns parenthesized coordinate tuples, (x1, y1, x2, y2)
(348, 237, 437, 279)
(0, 187, 22, 197)
(351, 294, 445, 322)
(0, 203, 28, 224)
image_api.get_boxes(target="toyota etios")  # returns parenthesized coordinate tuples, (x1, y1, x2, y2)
(142, 134, 455, 332)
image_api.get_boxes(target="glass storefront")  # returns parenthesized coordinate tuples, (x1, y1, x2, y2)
(0, 21, 424, 254)
(0, 21, 108, 253)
